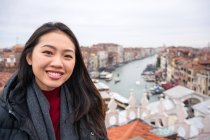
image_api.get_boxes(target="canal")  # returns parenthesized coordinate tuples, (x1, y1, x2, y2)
(99, 55, 157, 104)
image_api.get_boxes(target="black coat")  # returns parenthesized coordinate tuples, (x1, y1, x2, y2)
(0, 76, 108, 140)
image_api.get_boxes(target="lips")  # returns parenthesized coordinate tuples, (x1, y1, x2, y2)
(47, 71, 64, 79)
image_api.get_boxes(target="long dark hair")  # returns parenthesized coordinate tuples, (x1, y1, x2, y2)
(17, 22, 106, 137)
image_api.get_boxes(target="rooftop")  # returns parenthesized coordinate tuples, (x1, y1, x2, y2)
(163, 85, 194, 99)
(0, 72, 12, 93)
(193, 99, 210, 114)
(107, 119, 169, 140)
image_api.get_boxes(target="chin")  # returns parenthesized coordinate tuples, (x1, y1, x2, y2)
(46, 83, 61, 89)
(50, 84, 61, 88)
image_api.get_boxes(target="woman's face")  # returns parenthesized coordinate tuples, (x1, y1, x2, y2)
(26, 31, 76, 91)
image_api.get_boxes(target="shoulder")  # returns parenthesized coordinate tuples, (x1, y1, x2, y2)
(0, 93, 9, 119)
(0, 99, 15, 128)
(0, 91, 20, 129)
(0, 80, 20, 126)
(0, 99, 24, 140)
(0, 95, 31, 140)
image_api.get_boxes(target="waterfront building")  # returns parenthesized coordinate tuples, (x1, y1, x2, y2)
(160, 54, 167, 71)
(195, 51, 210, 96)
(106, 85, 210, 139)
(1, 46, 210, 139)
(89, 53, 99, 72)
(166, 61, 173, 82)
(159, 46, 210, 97)
(97, 51, 109, 70)
(80, 46, 90, 69)
(92, 43, 124, 66)
(123, 48, 137, 62)
(196, 71, 210, 96)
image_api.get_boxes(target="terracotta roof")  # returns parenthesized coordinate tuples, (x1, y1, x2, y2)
(173, 56, 190, 65)
(0, 72, 12, 93)
(3, 52, 15, 57)
(107, 119, 169, 140)
(183, 60, 207, 71)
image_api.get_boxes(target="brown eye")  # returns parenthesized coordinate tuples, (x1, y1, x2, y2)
(43, 51, 53, 56)
(64, 55, 73, 59)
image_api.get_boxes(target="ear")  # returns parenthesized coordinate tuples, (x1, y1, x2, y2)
(26, 53, 32, 65)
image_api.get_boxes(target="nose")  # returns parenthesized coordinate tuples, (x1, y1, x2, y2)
(51, 56, 63, 68)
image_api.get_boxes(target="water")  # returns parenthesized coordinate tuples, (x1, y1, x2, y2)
(99, 55, 157, 104)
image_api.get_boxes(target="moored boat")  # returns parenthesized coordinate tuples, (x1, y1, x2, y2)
(99, 71, 113, 81)
(92, 79, 128, 109)
(144, 75, 156, 82)
(105, 73, 113, 81)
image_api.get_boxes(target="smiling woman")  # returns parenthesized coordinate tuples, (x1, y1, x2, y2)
(26, 31, 76, 91)
(0, 22, 108, 140)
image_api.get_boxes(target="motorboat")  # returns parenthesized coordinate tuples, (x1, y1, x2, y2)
(114, 73, 120, 83)
(114, 77, 120, 83)
(149, 85, 164, 95)
(135, 81, 141, 85)
(99, 71, 108, 79)
(144, 75, 156, 82)
(99, 71, 113, 81)
(105, 73, 113, 81)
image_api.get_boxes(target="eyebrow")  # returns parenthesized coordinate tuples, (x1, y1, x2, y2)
(41, 45, 75, 53)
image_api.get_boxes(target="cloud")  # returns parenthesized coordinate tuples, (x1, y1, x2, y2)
(0, 0, 210, 48)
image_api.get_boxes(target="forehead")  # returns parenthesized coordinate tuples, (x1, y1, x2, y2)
(39, 31, 71, 42)
(37, 31, 76, 51)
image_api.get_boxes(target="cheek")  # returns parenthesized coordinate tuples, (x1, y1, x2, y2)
(66, 61, 76, 73)
(31, 60, 46, 73)
(31, 53, 45, 66)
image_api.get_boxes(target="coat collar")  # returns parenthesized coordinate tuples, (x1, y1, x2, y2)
(0, 74, 39, 139)
(0, 74, 100, 140)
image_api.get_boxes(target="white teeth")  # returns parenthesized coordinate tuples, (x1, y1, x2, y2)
(48, 72, 62, 76)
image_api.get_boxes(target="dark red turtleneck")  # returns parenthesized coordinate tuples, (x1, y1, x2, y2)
(42, 87, 61, 140)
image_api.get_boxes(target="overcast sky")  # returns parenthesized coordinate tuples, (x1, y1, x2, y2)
(0, 0, 210, 48)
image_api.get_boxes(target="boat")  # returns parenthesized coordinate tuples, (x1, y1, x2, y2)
(114, 73, 120, 83)
(93, 81, 111, 105)
(114, 77, 120, 83)
(99, 71, 113, 81)
(99, 71, 108, 79)
(105, 73, 113, 81)
(144, 75, 156, 82)
(93, 81, 109, 92)
(92, 79, 128, 109)
(149, 85, 164, 95)
(135, 81, 141, 85)
(141, 64, 156, 82)
(109, 92, 129, 109)
(141, 64, 156, 75)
